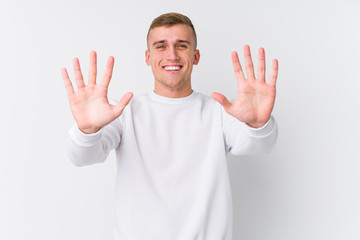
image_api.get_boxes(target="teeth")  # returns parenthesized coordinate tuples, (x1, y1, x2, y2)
(164, 66, 180, 71)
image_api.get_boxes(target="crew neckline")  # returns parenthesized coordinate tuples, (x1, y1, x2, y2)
(149, 90, 197, 104)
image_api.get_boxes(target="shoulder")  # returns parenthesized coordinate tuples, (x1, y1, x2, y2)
(131, 93, 150, 102)
(110, 93, 149, 106)
(193, 92, 222, 108)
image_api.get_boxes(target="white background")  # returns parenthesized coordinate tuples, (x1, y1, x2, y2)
(1, 0, 359, 239)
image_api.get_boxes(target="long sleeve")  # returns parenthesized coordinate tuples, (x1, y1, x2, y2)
(67, 117, 122, 167)
(65, 92, 278, 240)
(222, 108, 278, 155)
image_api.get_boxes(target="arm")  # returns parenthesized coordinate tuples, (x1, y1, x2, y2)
(67, 116, 122, 166)
(62, 51, 132, 166)
(222, 108, 278, 155)
(213, 45, 279, 155)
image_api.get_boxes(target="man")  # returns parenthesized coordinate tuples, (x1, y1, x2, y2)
(62, 12, 278, 240)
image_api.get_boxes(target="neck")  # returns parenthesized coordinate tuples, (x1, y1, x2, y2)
(153, 87, 193, 98)
(154, 80, 193, 98)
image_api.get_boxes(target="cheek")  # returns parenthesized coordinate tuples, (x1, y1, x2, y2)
(152, 54, 164, 64)
(185, 52, 195, 64)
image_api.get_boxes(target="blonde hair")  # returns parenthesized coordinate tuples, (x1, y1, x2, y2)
(147, 12, 197, 48)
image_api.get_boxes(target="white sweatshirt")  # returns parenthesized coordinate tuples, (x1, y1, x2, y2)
(68, 91, 278, 240)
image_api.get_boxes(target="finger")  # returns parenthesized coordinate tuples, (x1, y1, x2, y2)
(231, 51, 245, 84)
(88, 51, 97, 86)
(269, 59, 279, 86)
(113, 92, 133, 117)
(243, 45, 255, 80)
(258, 48, 266, 82)
(100, 56, 115, 88)
(61, 67, 75, 97)
(72, 57, 85, 89)
(211, 92, 232, 110)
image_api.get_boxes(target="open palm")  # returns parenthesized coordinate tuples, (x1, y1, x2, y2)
(62, 51, 133, 134)
(212, 45, 278, 128)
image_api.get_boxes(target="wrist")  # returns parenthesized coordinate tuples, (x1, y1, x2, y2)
(246, 122, 266, 128)
(246, 118, 271, 128)
(79, 127, 101, 134)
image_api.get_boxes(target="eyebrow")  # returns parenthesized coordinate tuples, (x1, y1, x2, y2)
(152, 39, 191, 46)
(152, 40, 166, 46)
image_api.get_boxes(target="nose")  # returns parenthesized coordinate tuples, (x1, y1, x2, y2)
(167, 46, 179, 61)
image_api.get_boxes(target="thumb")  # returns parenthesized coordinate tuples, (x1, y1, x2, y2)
(113, 92, 133, 117)
(211, 92, 232, 110)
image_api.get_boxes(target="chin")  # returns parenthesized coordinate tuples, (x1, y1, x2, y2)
(159, 78, 186, 89)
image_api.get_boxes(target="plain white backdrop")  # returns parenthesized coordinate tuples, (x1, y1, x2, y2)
(1, 0, 359, 239)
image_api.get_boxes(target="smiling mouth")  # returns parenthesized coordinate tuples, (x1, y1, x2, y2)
(163, 65, 182, 72)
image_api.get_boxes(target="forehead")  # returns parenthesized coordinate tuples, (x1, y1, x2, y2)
(147, 24, 195, 46)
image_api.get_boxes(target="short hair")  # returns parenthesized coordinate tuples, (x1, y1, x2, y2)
(147, 12, 197, 49)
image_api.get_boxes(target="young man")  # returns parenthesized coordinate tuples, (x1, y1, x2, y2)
(62, 12, 278, 240)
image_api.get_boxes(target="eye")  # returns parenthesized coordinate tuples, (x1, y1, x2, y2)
(178, 44, 187, 49)
(156, 45, 165, 49)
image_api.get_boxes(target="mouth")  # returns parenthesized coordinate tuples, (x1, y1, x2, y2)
(162, 65, 183, 72)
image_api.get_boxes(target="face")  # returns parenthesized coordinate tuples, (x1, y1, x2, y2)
(146, 24, 200, 97)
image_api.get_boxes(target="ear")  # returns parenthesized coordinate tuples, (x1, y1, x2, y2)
(145, 50, 151, 66)
(193, 49, 200, 65)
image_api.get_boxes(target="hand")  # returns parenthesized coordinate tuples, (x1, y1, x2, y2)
(212, 45, 278, 128)
(62, 51, 133, 134)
